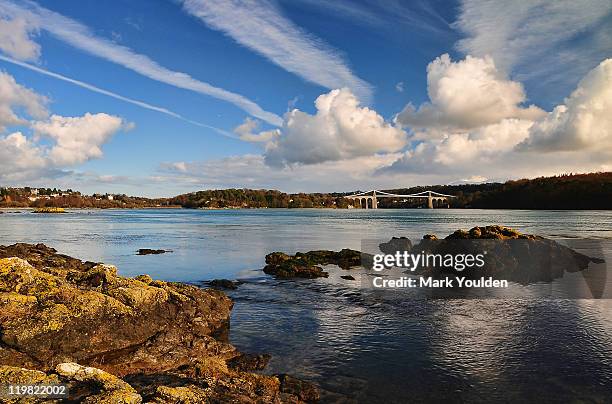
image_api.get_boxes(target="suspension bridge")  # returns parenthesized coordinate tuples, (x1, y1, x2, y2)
(344, 190, 455, 209)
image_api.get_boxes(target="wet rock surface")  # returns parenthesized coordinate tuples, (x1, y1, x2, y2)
(0, 243, 318, 403)
(136, 248, 170, 255)
(263, 249, 361, 278)
(206, 278, 241, 290)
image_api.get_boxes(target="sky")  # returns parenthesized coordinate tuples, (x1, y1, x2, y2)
(0, 0, 610, 197)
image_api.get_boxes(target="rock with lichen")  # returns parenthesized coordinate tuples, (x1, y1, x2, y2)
(0, 243, 318, 403)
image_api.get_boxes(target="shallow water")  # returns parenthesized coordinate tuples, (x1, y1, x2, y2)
(1, 208, 612, 402)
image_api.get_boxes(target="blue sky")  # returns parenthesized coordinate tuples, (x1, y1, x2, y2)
(0, 0, 610, 196)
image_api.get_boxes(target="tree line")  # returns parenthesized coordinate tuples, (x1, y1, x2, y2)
(2, 172, 610, 210)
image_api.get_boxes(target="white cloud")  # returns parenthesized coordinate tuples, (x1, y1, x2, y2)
(517, 58, 612, 152)
(179, 0, 372, 101)
(158, 152, 405, 192)
(386, 57, 612, 181)
(0, 131, 45, 176)
(395, 81, 404, 93)
(265, 88, 406, 166)
(395, 54, 544, 130)
(234, 117, 280, 143)
(0, 70, 48, 130)
(455, 0, 611, 91)
(0, 1, 282, 126)
(32, 113, 128, 166)
(0, 16, 39, 61)
(0, 71, 128, 181)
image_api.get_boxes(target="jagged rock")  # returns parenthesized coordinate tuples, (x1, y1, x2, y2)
(0, 243, 319, 403)
(136, 249, 169, 255)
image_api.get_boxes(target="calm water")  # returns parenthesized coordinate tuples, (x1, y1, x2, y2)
(1, 208, 612, 402)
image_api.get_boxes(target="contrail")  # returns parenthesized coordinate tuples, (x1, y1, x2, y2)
(0, 54, 238, 139)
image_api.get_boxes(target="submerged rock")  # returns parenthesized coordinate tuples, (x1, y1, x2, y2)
(207, 278, 241, 290)
(263, 249, 362, 278)
(0, 243, 318, 403)
(226, 352, 271, 371)
(277, 374, 320, 403)
(136, 248, 169, 255)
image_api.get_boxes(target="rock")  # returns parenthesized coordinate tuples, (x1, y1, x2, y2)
(379, 237, 413, 255)
(277, 374, 320, 403)
(0, 243, 319, 403)
(263, 248, 363, 278)
(226, 352, 271, 371)
(56, 362, 142, 403)
(207, 279, 240, 290)
(340, 275, 355, 280)
(136, 248, 169, 255)
(134, 274, 153, 284)
(0, 363, 142, 403)
(263, 261, 328, 279)
(445, 225, 532, 240)
(412, 226, 604, 284)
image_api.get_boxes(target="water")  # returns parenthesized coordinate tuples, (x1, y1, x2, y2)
(1, 208, 612, 402)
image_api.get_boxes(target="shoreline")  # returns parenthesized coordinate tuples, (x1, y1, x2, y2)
(0, 243, 319, 403)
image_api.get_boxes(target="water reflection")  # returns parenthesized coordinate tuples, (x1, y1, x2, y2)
(2, 209, 612, 402)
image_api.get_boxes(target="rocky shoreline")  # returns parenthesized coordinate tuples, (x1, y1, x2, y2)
(0, 226, 605, 402)
(0, 243, 318, 403)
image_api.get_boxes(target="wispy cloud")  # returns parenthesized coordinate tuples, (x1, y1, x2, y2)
(455, 0, 612, 95)
(179, 0, 372, 101)
(0, 55, 237, 139)
(287, 0, 452, 35)
(0, 0, 282, 126)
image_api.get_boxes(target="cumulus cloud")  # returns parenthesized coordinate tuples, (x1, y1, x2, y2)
(0, 131, 45, 176)
(32, 113, 129, 166)
(396, 54, 544, 130)
(0, 16, 39, 61)
(517, 58, 612, 152)
(234, 117, 280, 143)
(387, 57, 612, 180)
(0, 71, 128, 181)
(138, 56, 612, 194)
(0, 70, 48, 129)
(265, 88, 406, 166)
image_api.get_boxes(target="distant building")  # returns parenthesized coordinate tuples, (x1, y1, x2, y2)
(107, 195, 114, 200)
